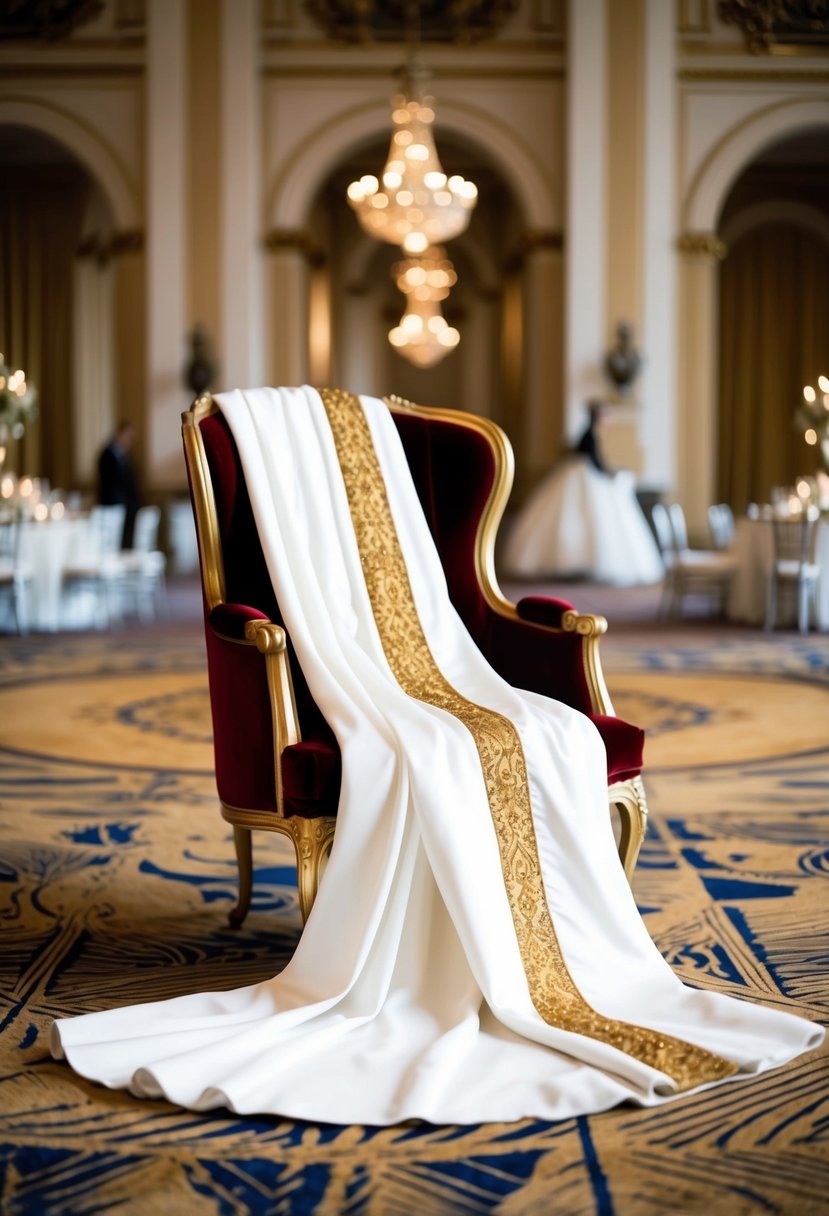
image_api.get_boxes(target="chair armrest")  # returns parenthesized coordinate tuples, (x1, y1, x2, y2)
(515, 595, 577, 628)
(209, 601, 273, 642)
(483, 598, 614, 717)
(204, 603, 298, 817)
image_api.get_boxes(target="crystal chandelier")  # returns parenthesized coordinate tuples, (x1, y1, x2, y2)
(392, 245, 457, 301)
(389, 294, 460, 369)
(387, 245, 459, 367)
(347, 63, 477, 256)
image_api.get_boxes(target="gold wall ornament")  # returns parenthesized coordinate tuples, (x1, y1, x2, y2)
(76, 230, 144, 265)
(678, 231, 728, 261)
(304, 0, 519, 44)
(263, 229, 325, 266)
(347, 60, 477, 256)
(717, 0, 829, 52)
(0, 0, 104, 39)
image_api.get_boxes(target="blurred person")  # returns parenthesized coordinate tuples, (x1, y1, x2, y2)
(98, 420, 140, 548)
(502, 400, 663, 586)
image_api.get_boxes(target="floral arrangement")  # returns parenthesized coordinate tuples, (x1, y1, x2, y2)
(0, 353, 39, 441)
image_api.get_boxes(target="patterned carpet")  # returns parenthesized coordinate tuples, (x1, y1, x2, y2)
(1, 610, 828, 1215)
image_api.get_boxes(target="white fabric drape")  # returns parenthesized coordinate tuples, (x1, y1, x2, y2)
(503, 456, 664, 585)
(51, 388, 821, 1124)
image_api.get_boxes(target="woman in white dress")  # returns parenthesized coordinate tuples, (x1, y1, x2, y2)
(503, 402, 664, 586)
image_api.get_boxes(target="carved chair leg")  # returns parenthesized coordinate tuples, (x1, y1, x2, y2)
(611, 776, 649, 883)
(288, 816, 337, 924)
(229, 825, 253, 929)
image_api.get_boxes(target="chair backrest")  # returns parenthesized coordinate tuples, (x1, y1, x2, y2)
(0, 515, 21, 573)
(708, 503, 734, 550)
(772, 513, 818, 568)
(667, 502, 689, 551)
(132, 504, 161, 553)
(649, 502, 675, 556)
(184, 393, 509, 740)
(89, 504, 127, 557)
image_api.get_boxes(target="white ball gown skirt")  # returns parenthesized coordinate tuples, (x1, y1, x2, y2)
(50, 389, 821, 1124)
(503, 455, 664, 586)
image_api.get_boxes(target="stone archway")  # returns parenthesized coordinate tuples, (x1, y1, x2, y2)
(266, 96, 555, 234)
(0, 95, 140, 231)
(262, 93, 561, 472)
(0, 104, 143, 489)
(677, 100, 829, 535)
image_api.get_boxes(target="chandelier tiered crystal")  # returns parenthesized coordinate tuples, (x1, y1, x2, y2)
(387, 245, 460, 368)
(347, 64, 477, 257)
(347, 63, 475, 367)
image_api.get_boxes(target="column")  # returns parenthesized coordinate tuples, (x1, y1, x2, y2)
(113, 234, 146, 483)
(220, 0, 263, 390)
(564, 0, 607, 440)
(459, 291, 499, 419)
(640, 0, 677, 490)
(146, 0, 187, 487)
(264, 232, 311, 386)
(73, 239, 115, 485)
(522, 235, 564, 485)
(677, 232, 727, 540)
(604, 0, 644, 476)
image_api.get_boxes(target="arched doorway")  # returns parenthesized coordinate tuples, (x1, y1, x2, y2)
(0, 104, 145, 498)
(716, 129, 829, 511)
(0, 125, 94, 489)
(310, 132, 523, 423)
(263, 91, 560, 495)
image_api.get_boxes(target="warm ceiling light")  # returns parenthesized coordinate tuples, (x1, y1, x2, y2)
(347, 62, 477, 255)
(388, 294, 460, 369)
(392, 246, 458, 302)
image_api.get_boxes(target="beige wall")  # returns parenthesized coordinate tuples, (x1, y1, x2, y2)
(0, 0, 827, 529)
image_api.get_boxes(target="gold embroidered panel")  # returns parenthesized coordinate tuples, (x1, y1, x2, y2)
(319, 388, 737, 1091)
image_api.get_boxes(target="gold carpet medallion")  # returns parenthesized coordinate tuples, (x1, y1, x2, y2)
(319, 388, 737, 1091)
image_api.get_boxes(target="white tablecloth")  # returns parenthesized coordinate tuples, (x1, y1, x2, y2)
(728, 516, 829, 630)
(19, 517, 96, 631)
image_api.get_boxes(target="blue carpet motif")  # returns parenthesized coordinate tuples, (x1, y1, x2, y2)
(0, 625, 827, 1215)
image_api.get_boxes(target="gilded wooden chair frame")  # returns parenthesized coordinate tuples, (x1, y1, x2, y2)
(182, 392, 648, 926)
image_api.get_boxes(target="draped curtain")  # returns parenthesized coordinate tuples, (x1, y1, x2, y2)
(717, 223, 829, 511)
(0, 165, 89, 488)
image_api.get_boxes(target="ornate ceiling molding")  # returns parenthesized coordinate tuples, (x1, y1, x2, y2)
(677, 231, 728, 260)
(0, 0, 104, 40)
(303, 0, 519, 44)
(718, 0, 829, 53)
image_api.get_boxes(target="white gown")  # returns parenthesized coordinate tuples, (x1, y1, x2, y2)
(50, 388, 821, 1124)
(503, 455, 664, 585)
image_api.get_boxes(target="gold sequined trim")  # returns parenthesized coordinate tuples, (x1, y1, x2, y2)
(319, 388, 737, 1091)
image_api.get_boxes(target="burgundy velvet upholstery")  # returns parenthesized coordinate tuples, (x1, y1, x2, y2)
(194, 408, 644, 822)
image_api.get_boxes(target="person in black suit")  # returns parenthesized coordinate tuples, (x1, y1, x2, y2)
(98, 420, 140, 548)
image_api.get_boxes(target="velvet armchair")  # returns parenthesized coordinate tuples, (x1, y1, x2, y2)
(182, 392, 648, 928)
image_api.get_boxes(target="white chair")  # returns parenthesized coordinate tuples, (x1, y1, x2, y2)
(707, 502, 735, 551)
(0, 515, 32, 633)
(651, 501, 737, 620)
(765, 511, 820, 635)
(61, 504, 126, 629)
(115, 504, 168, 621)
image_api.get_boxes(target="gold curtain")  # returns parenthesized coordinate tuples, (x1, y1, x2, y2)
(717, 223, 829, 511)
(0, 165, 90, 488)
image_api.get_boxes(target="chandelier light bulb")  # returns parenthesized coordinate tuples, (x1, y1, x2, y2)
(392, 246, 458, 302)
(389, 294, 460, 369)
(347, 64, 477, 252)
